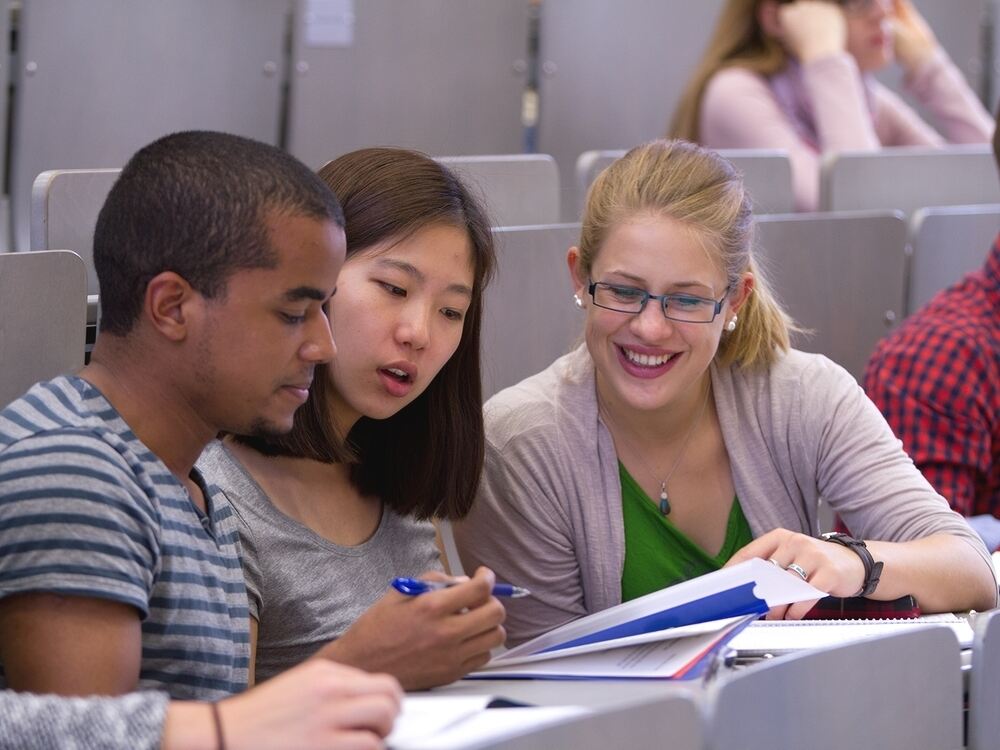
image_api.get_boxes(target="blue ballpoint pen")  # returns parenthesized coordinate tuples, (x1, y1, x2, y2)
(391, 576, 531, 598)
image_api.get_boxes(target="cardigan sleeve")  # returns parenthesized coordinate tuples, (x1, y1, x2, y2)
(454, 430, 588, 646)
(792, 356, 995, 591)
(0, 690, 169, 750)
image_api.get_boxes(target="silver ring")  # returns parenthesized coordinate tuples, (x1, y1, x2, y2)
(768, 557, 781, 566)
(786, 562, 808, 581)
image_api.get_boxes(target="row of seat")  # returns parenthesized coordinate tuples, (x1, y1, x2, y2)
(433, 614, 1000, 749)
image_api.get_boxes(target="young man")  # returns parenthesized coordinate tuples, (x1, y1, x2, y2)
(0, 131, 349, 700)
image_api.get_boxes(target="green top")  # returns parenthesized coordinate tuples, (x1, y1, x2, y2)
(620, 462, 754, 602)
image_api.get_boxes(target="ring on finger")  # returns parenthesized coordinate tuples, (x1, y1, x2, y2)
(768, 557, 781, 566)
(786, 562, 808, 581)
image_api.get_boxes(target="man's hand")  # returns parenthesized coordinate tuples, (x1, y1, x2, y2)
(318, 567, 506, 690)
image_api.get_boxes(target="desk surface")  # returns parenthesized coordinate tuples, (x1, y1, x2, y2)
(429, 675, 703, 709)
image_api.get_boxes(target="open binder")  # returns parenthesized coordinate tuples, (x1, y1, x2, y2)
(468, 558, 826, 680)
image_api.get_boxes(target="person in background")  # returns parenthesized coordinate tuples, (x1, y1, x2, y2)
(0, 131, 354, 701)
(0, 660, 401, 750)
(864, 109, 1000, 551)
(669, 0, 992, 211)
(198, 148, 505, 690)
(454, 139, 997, 646)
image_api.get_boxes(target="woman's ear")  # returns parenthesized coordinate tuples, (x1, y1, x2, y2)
(566, 246, 588, 300)
(729, 272, 756, 316)
(757, 0, 783, 39)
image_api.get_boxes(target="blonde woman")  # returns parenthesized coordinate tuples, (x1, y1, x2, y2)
(454, 140, 997, 645)
(669, 0, 992, 210)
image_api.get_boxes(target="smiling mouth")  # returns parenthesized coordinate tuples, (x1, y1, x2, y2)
(620, 346, 679, 368)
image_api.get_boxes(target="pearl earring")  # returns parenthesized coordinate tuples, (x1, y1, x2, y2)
(726, 315, 738, 332)
(573, 294, 584, 309)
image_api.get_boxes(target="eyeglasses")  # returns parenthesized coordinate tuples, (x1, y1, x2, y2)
(588, 280, 730, 324)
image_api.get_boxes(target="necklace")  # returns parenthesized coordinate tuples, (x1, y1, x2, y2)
(599, 385, 711, 516)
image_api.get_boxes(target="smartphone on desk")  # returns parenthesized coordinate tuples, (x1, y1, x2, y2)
(802, 594, 922, 620)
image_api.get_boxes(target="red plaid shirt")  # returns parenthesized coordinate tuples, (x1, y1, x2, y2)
(864, 234, 1000, 528)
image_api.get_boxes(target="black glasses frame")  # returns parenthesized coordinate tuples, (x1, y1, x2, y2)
(587, 280, 731, 324)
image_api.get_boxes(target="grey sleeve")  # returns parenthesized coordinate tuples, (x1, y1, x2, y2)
(455, 435, 587, 646)
(0, 690, 169, 750)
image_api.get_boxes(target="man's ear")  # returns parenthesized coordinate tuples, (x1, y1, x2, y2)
(143, 271, 200, 342)
(757, 0, 783, 39)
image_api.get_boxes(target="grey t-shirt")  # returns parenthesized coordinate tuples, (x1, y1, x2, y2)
(198, 441, 442, 683)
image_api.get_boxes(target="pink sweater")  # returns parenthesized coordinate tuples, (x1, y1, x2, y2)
(699, 50, 993, 211)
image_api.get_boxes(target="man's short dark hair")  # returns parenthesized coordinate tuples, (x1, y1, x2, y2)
(94, 130, 345, 335)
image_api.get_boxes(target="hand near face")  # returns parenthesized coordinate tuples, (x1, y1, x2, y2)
(318, 566, 507, 690)
(776, 0, 848, 63)
(216, 660, 402, 750)
(726, 528, 866, 619)
(892, 0, 938, 72)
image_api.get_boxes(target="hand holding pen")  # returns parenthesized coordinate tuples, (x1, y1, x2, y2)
(318, 566, 507, 691)
(392, 576, 531, 599)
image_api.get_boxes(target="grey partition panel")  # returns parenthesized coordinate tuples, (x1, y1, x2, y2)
(538, 0, 727, 220)
(819, 145, 1000, 214)
(438, 155, 560, 227)
(968, 610, 1000, 750)
(473, 695, 703, 750)
(287, 0, 527, 170)
(11, 0, 288, 251)
(482, 224, 581, 399)
(31, 169, 121, 317)
(754, 212, 908, 381)
(0, 250, 87, 408)
(706, 628, 964, 750)
(575, 148, 794, 219)
(907, 204, 998, 313)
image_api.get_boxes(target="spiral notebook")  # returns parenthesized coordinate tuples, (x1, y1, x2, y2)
(727, 613, 974, 657)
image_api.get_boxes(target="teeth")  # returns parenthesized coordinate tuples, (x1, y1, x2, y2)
(623, 348, 672, 367)
(386, 368, 408, 379)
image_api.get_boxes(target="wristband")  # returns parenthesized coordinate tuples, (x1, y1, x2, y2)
(820, 531, 883, 597)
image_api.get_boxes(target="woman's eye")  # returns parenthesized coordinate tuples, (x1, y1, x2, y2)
(442, 308, 465, 322)
(281, 312, 306, 324)
(611, 285, 643, 301)
(672, 295, 706, 309)
(380, 282, 406, 297)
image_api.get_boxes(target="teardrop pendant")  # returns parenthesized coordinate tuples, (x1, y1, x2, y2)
(659, 481, 671, 515)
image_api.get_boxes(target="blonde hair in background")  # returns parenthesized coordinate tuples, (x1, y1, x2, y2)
(577, 139, 795, 369)
(668, 0, 788, 141)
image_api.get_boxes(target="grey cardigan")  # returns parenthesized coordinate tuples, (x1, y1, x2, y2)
(454, 345, 995, 644)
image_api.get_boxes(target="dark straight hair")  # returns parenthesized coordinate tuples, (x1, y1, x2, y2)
(239, 147, 496, 520)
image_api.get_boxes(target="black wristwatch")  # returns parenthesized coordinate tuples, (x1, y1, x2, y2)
(820, 532, 883, 597)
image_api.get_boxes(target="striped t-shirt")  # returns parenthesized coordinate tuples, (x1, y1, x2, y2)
(0, 376, 249, 699)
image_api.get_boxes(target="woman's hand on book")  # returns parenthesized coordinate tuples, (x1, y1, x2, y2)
(727, 528, 866, 619)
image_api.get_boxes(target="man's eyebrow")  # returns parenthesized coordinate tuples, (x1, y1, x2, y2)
(377, 258, 472, 297)
(282, 286, 329, 302)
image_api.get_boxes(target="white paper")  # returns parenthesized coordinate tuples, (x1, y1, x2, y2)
(304, 0, 354, 48)
(728, 614, 974, 656)
(387, 696, 493, 747)
(391, 706, 588, 750)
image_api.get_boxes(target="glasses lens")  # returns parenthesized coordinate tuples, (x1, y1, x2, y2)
(663, 294, 719, 323)
(593, 283, 646, 313)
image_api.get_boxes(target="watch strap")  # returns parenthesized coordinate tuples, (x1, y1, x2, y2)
(820, 532, 883, 597)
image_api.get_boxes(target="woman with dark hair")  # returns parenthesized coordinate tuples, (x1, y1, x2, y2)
(198, 147, 504, 691)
